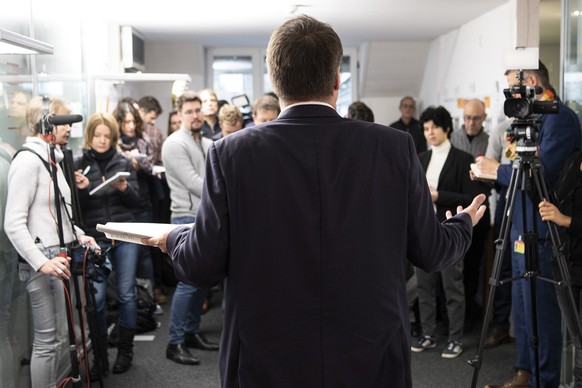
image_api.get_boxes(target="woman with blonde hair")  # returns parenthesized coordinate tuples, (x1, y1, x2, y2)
(4, 96, 99, 387)
(73, 112, 140, 377)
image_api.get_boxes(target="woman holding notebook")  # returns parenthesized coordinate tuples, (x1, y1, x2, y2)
(74, 112, 141, 378)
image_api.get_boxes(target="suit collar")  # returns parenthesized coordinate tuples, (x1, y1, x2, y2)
(278, 104, 340, 120)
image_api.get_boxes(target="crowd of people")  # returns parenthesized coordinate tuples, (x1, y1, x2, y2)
(0, 86, 281, 387)
(2, 15, 582, 388)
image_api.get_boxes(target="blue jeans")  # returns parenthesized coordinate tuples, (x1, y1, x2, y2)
(75, 241, 140, 334)
(168, 216, 206, 345)
(511, 236, 562, 388)
(134, 211, 155, 293)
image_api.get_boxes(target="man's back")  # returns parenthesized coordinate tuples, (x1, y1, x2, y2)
(172, 104, 474, 387)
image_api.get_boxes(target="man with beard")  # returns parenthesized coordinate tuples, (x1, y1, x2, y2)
(161, 91, 219, 366)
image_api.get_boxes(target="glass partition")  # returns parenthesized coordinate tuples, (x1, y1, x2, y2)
(563, 0, 582, 121)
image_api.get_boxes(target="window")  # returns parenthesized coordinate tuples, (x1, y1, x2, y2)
(207, 47, 358, 114)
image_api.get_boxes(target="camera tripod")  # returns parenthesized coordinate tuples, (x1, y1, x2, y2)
(45, 140, 84, 388)
(469, 144, 582, 387)
(61, 146, 109, 387)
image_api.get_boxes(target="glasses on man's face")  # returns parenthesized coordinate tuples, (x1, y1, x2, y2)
(183, 108, 203, 115)
(401, 104, 415, 109)
(464, 115, 484, 122)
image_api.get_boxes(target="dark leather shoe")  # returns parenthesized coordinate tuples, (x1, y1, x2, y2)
(166, 343, 200, 365)
(484, 328, 511, 349)
(484, 369, 531, 388)
(185, 332, 219, 351)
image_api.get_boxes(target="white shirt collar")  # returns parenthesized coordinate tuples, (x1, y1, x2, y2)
(281, 101, 335, 114)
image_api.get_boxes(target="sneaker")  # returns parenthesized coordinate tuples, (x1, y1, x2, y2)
(441, 340, 463, 359)
(154, 304, 164, 315)
(411, 335, 436, 352)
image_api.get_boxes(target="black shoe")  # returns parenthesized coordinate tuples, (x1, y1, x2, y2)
(484, 328, 511, 349)
(89, 361, 109, 381)
(166, 343, 200, 365)
(112, 351, 133, 374)
(185, 332, 219, 351)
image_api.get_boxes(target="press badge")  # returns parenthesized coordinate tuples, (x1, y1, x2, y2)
(514, 236, 525, 254)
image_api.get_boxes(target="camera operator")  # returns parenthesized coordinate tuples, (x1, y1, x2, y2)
(73, 112, 141, 377)
(475, 61, 582, 388)
(539, 149, 582, 387)
(4, 96, 99, 388)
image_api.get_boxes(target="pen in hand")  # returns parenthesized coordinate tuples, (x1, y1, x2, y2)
(82, 166, 91, 176)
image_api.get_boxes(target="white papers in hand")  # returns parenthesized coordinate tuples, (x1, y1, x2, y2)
(96, 222, 193, 245)
(89, 172, 130, 196)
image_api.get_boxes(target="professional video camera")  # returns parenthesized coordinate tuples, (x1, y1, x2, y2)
(502, 70, 558, 148)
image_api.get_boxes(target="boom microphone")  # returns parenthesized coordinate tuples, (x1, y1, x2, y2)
(46, 114, 83, 126)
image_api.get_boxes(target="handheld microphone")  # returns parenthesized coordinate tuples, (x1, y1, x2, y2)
(46, 114, 83, 126)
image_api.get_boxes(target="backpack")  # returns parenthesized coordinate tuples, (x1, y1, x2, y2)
(135, 284, 158, 333)
(106, 277, 158, 335)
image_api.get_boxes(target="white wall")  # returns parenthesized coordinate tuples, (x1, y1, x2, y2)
(419, 2, 514, 133)
(134, 42, 205, 132)
(356, 4, 517, 129)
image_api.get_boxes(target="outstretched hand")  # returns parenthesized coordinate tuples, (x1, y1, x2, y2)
(445, 193, 487, 226)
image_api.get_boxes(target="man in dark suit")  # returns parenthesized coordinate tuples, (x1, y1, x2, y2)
(146, 15, 487, 388)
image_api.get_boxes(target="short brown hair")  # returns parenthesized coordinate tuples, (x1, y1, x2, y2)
(176, 91, 202, 113)
(505, 60, 551, 90)
(218, 104, 243, 127)
(252, 95, 280, 116)
(266, 15, 343, 102)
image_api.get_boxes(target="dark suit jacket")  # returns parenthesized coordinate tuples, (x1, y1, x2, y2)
(168, 104, 474, 388)
(418, 146, 480, 221)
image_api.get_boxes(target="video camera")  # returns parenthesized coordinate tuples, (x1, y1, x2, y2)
(503, 70, 558, 149)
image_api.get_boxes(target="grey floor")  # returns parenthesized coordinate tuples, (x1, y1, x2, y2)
(97, 288, 517, 388)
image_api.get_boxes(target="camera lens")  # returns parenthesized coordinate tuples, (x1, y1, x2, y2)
(504, 98, 532, 119)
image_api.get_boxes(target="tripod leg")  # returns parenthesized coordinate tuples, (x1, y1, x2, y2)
(86, 276, 108, 387)
(470, 159, 523, 388)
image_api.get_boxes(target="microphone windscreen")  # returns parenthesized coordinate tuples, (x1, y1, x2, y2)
(47, 114, 83, 126)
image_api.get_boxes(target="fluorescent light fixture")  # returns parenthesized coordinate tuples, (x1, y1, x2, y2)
(0, 29, 53, 55)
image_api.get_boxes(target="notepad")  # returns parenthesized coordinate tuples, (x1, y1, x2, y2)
(470, 163, 497, 181)
(89, 172, 130, 196)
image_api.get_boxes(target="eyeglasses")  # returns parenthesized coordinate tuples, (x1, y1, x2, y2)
(464, 115, 484, 122)
(401, 104, 415, 109)
(183, 108, 203, 115)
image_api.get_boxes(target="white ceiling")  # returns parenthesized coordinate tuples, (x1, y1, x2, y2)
(86, 0, 513, 47)
(79, 0, 561, 99)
